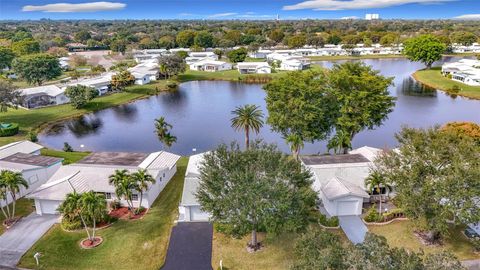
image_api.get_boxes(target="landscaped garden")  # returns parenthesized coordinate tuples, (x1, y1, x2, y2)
(0, 198, 34, 235)
(18, 157, 188, 270)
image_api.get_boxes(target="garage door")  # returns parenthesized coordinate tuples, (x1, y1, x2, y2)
(336, 201, 359, 216)
(189, 206, 209, 222)
(39, 200, 62, 215)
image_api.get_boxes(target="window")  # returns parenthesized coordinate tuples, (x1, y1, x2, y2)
(105, 192, 112, 200)
(163, 173, 166, 177)
(132, 194, 139, 201)
(28, 175, 39, 185)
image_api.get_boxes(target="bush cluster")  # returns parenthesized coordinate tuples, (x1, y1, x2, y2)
(0, 123, 19, 137)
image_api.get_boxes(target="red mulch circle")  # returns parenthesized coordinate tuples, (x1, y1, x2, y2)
(108, 207, 148, 220)
(2, 217, 20, 229)
(80, 237, 103, 249)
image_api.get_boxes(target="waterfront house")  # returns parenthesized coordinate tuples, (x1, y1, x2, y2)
(248, 49, 273, 59)
(68, 72, 116, 96)
(185, 52, 218, 65)
(442, 59, 480, 86)
(28, 151, 180, 215)
(189, 59, 232, 72)
(18, 85, 69, 109)
(237, 62, 272, 74)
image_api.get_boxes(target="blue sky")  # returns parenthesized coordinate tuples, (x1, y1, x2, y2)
(0, 0, 479, 20)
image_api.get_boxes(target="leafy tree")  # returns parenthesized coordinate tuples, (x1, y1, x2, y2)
(74, 30, 91, 43)
(46, 46, 68, 57)
(110, 70, 134, 91)
(213, 48, 223, 59)
(157, 54, 186, 79)
(176, 50, 189, 59)
(264, 70, 337, 153)
(138, 37, 158, 49)
(154, 116, 177, 148)
(196, 142, 316, 250)
(0, 80, 20, 112)
(329, 62, 395, 154)
(12, 53, 61, 85)
(306, 35, 325, 47)
(11, 39, 40, 55)
(158, 36, 176, 49)
(230, 104, 264, 149)
(63, 142, 73, 152)
(110, 39, 127, 54)
(176, 30, 195, 48)
(268, 29, 285, 43)
(327, 34, 342, 45)
(226, 47, 248, 63)
(451, 31, 477, 46)
(285, 133, 304, 161)
(442, 121, 480, 144)
(58, 192, 90, 238)
(194, 31, 214, 48)
(380, 32, 400, 46)
(423, 251, 466, 270)
(287, 34, 307, 48)
(365, 171, 392, 214)
(131, 169, 155, 213)
(404, 34, 446, 69)
(65, 85, 99, 109)
(0, 170, 29, 222)
(223, 30, 242, 45)
(11, 31, 33, 42)
(374, 127, 480, 242)
(109, 169, 136, 215)
(80, 191, 107, 242)
(326, 129, 352, 154)
(0, 47, 15, 69)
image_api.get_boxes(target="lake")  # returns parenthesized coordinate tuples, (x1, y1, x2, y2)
(39, 57, 480, 155)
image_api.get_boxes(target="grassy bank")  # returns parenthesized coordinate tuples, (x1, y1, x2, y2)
(18, 157, 188, 270)
(413, 67, 480, 100)
(178, 68, 286, 82)
(0, 80, 171, 146)
(308, 54, 405, 61)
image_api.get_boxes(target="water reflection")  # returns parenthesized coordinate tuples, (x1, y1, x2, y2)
(399, 77, 437, 97)
(111, 104, 138, 121)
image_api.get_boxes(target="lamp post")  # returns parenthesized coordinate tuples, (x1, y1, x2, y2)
(34, 252, 42, 266)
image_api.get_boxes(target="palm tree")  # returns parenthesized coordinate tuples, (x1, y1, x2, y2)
(108, 170, 135, 214)
(154, 117, 177, 148)
(131, 169, 155, 213)
(285, 133, 304, 161)
(0, 179, 9, 221)
(365, 171, 392, 214)
(231, 104, 264, 149)
(327, 130, 352, 154)
(59, 192, 91, 239)
(0, 170, 28, 221)
(80, 191, 107, 241)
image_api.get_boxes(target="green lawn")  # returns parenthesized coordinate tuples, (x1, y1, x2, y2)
(308, 54, 406, 61)
(369, 220, 479, 260)
(413, 67, 480, 99)
(0, 81, 171, 146)
(40, 148, 90, 165)
(0, 198, 35, 235)
(18, 157, 188, 270)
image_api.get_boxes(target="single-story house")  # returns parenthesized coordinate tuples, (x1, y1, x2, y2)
(189, 59, 232, 72)
(18, 85, 69, 109)
(0, 140, 43, 159)
(237, 62, 272, 74)
(69, 72, 115, 96)
(248, 49, 272, 59)
(131, 71, 151, 85)
(442, 59, 480, 86)
(29, 151, 181, 215)
(301, 146, 384, 217)
(178, 152, 211, 222)
(279, 59, 309, 71)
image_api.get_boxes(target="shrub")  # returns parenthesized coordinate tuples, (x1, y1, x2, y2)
(61, 218, 82, 230)
(446, 85, 461, 95)
(109, 200, 121, 210)
(471, 237, 480, 252)
(0, 123, 19, 137)
(318, 213, 339, 227)
(63, 142, 73, 152)
(26, 130, 38, 142)
(364, 205, 383, 222)
(382, 208, 405, 221)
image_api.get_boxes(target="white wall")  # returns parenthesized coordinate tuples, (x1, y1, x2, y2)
(144, 165, 177, 208)
(321, 192, 363, 217)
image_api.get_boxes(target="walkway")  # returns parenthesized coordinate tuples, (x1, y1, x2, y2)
(161, 222, 213, 270)
(338, 215, 368, 244)
(0, 213, 59, 268)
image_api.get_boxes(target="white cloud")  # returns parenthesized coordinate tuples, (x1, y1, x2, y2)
(341, 16, 359, 19)
(22, 1, 126, 12)
(208, 12, 237, 18)
(179, 12, 194, 16)
(453, 14, 480, 20)
(283, 0, 455, 11)
(236, 14, 275, 18)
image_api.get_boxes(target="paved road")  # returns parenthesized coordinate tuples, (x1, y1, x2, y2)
(162, 222, 213, 270)
(338, 215, 368, 244)
(0, 213, 58, 268)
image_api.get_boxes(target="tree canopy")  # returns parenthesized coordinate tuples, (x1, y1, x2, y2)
(226, 47, 248, 63)
(65, 85, 99, 109)
(403, 34, 446, 69)
(0, 47, 15, 69)
(158, 54, 186, 79)
(0, 80, 20, 112)
(12, 53, 61, 85)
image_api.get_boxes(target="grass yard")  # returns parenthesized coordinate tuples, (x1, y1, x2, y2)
(18, 157, 188, 270)
(211, 227, 348, 270)
(0, 80, 171, 146)
(0, 198, 35, 235)
(308, 54, 406, 61)
(40, 148, 90, 164)
(413, 67, 480, 99)
(369, 220, 480, 260)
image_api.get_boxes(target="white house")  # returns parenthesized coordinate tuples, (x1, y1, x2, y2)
(18, 85, 70, 109)
(185, 52, 218, 65)
(68, 72, 116, 96)
(28, 151, 180, 215)
(0, 140, 43, 159)
(237, 62, 272, 74)
(189, 59, 232, 72)
(248, 49, 273, 59)
(128, 61, 159, 84)
(178, 152, 211, 222)
(441, 59, 480, 86)
(301, 146, 383, 217)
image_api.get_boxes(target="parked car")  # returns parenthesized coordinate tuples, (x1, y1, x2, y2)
(464, 227, 480, 239)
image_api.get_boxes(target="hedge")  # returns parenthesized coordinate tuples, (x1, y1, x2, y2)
(0, 123, 19, 137)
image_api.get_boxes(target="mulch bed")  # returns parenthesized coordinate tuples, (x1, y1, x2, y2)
(108, 207, 148, 220)
(414, 231, 442, 246)
(2, 217, 21, 229)
(80, 236, 103, 249)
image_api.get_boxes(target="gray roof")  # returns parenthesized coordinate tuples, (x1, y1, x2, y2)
(321, 176, 370, 200)
(78, 152, 149, 167)
(139, 151, 181, 170)
(0, 141, 43, 159)
(301, 154, 370, 166)
(1, 153, 62, 167)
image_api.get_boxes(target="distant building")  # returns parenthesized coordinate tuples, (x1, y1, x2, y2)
(365, 13, 380, 20)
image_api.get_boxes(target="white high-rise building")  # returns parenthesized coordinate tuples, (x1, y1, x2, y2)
(365, 13, 380, 20)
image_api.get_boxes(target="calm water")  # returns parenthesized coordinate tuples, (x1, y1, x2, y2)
(40, 57, 480, 155)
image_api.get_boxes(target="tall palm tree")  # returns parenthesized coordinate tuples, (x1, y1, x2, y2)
(59, 192, 91, 240)
(231, 104, 264, 149)
(0, 170, 28, 220)
(327, 130, 352, 155)
(154, 117, 177, 148)
(365, 171, 392, 213)
(131, 169, 155, 213)
(285, 133, 304, 161)
(80, 191, 107, 241)
(108, 170, 135, 214)
(0, 178, 9, 220)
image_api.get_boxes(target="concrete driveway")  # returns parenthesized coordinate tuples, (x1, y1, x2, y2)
(0, 213, 59, 268)
(338, 215, 368, 244)
(161, 222, 213, 270)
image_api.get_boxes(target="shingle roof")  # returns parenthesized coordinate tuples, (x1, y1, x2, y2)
(0, 141, 43, 159)
(1, 153, 62, 167)
(301, 154, 370, 166)
(321, 176, 370, 200)
(78, 152, 149, 167)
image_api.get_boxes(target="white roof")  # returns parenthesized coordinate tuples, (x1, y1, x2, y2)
(191, 59, 228, 66)
(139, 151, 181, 170)
(180, 152, 208, 206)
(0, 160, 41, 172)
(185, 152, 207, 177)
(0, 141, 43, 159)
(237, 62, 270, 69)
(321, 176, 370, 200)
(349, 146, 383, 162)
(19, 85, 64, 97)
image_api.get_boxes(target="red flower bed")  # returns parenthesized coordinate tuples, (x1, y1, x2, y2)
(80, 237, 103, 249)
(108, 207, 147, 220)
